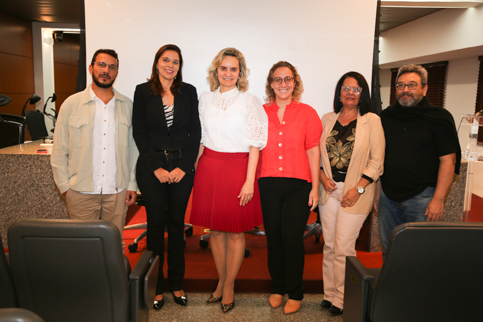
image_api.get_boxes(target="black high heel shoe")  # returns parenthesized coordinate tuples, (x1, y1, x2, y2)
(206, 294, 223, 303)
(153, 297, 164, 310)
(221, 301, 235, 313)
(171, 290, 188, 306)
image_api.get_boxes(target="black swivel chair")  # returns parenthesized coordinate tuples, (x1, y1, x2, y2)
(0, 236, 17, 309)
(344, 222, 483, 322)
(25, 111, 48, 141)
(0, 114, 25, 148)
(0, 308, 44, 322)
(8, 219, 159, 322)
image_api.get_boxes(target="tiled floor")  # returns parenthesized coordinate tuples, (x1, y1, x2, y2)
(149, 293, 343, 321)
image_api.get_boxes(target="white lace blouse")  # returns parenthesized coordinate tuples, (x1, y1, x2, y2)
(199, 87, 268, 153)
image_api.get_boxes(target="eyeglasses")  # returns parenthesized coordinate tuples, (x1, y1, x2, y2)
(341, 86, 362, 95)
(395, 82, 419, 90)
(272, 76, 294, 85)
(93, 61, 118, 71)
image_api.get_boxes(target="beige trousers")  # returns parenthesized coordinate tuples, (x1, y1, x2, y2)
(320, 181, 368, 309)
(65, 189, 128, 252)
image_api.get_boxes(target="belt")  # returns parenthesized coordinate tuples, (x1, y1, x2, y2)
(332, 170, 347, 183)
(155, 149, 183, 156)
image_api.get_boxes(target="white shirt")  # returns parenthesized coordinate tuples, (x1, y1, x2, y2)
(84, 87, 121, 194)
(199, 87, 268, 153)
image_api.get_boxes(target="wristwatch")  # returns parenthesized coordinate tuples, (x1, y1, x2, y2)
(356, 186, 365, 194)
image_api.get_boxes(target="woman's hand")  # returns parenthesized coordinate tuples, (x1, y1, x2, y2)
(341, 188, 360, 208)
(170, 167, 186, 184)
(308, 188, 319, 211)
(321, 176, 337, 195)
(154, 167, 173, 184)
(238, 181, 254, 206)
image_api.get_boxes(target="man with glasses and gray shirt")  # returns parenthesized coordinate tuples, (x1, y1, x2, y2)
(378, 64, 460, 259)
(51, 49, 139, 251)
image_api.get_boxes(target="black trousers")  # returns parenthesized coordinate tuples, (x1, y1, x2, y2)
(136, 153, 193, 294)
(258, 177, 311, 300)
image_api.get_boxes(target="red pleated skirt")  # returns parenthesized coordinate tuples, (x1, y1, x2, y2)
(190, 148, 263, 233)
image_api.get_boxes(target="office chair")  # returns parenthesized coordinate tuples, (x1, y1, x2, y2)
(0, 236, 17, 309)
(344, 222, 483, 322)
(0, 114, 25, 148)
(124, 193, 193, 253)
(0, 308, 44, 322)
(25, 111, 48, 140)
(8, 219, 159, 322)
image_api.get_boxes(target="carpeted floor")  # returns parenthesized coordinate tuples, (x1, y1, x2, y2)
(123, 200, 383, 293)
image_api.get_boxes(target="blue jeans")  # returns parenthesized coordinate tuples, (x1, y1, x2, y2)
(378, 186, 435, 259)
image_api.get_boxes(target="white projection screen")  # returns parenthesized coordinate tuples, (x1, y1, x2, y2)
(85, 0, 377, 116)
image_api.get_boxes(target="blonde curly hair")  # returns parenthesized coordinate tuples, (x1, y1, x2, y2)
(265, 61, 303, 103)
(207, 47, 249, 92)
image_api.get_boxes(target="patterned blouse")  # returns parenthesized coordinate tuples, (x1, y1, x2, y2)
(326, 119, 357, 173)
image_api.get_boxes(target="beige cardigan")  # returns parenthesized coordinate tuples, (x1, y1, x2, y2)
(319, 111, 385, 214)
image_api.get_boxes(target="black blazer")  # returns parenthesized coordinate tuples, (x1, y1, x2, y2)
(132, 82, 201, 175)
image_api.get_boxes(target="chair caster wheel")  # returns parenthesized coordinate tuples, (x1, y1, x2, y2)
(185, 227, 193, 237)
(200, 239, 209, 249)
(244, 248, 250, 258)
(128, 243, 138, 253)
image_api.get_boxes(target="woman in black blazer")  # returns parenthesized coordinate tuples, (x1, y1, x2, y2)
(132, 44, 201, 310)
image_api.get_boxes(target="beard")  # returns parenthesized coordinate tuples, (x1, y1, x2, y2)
(396, 92, 423, 107)
(92, 73, 116, 89)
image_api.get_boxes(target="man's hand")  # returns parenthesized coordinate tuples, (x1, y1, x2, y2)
(125, 190, 137, 206)
(425, 198, 444, 221)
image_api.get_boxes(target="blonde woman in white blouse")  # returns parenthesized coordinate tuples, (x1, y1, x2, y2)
(190, 47, 268, 313)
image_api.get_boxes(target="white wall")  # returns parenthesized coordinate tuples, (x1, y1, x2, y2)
(84, 0, 378, 117)
(380, 6, 483, 67)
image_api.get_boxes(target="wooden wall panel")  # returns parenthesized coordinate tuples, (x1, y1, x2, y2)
(0, 11, 33, 57)
(0, 11, 35, 121)
(0, 54, 35, 93)
(53, 34, 80, 113)
(54, 62, 76, 94)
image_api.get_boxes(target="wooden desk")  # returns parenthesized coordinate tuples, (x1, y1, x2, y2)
(0, 140, 68, 247)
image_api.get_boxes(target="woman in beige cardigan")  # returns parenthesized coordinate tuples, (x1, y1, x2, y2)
(319, 72, 385, 316)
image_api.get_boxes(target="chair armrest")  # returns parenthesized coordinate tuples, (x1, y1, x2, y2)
(344, 256, 375, 322)
(130, 251, 159, 322)
(0, 308, 44, 322)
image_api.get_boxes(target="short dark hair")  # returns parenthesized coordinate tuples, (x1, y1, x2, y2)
(91, 49, 119, 68)
(147, 44, 183, 97)
(333, 71, 372, 116)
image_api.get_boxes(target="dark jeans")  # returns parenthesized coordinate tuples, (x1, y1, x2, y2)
(258, 177, 311, 300)
(378, 186, 435, 259)
(136, 153, 193, 294)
